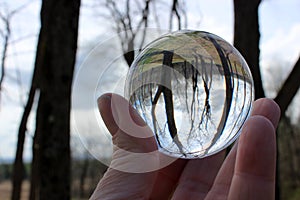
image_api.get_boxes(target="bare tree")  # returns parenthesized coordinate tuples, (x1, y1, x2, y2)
(104, 0, 151, 66)
(0, 4, 24, 106)
(275, 57, 300, 114)
(233, 0, 264, 99)
(10, 0, 81, 199)
(0, 3, 33, 108)
(101, 0, 300, 198)
(28, 1, 81, 199)
(102, 0, 187, 66)
(233, 1, 300, 199)
(104, 0, 189, 156)
(169, 0, 187, 30)
(12, 71, 37, 200)
(234, 0, 300, 111)
(0, 10, 10, 103)
(0, 3, 37, 200)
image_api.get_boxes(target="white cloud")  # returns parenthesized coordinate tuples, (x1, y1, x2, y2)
(261, 23, 300, 65)
(260, 23, 300, 120)
(186, 0, 233, 43)
(260, 23, 300, 97)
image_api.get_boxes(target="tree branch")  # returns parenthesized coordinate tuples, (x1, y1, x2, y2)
(0, 10, 11, 106)
(0, 27, 9, 92)
(274, 56, 300, 114)
(169, 0, 181, 30)
(12, 80, 37, 200)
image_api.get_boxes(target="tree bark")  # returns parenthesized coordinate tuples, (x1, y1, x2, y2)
(233, 0, 265, 99)
(274, 56, 300, 114)
(12, 7, 41, 200)
(29, 0, 81, 199)
(233, 1, 283, 199)
(12, 84, 37, 200)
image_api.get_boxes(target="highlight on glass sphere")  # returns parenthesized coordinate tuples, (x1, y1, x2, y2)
(125, 30, 254, 159)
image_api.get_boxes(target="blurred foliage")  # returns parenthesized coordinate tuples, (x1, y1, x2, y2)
(0, 163, 30, 182)
(278, 116, 300, 199)
(71, 157, 108, 199)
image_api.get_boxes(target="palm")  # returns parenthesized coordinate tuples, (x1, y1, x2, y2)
(91, 94, 280, 200)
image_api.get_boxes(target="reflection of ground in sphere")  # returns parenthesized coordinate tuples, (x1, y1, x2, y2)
(125, 30, 254, 159)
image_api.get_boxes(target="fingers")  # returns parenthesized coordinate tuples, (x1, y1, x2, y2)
(149, 159, 187, 200)
(227, 98, 280, 200)
(98, 93, 157, 154)
(91, 93, 158, 199)
(94, 95, 281, 200)
(251, 98, 281, 127)
(97, 93, 118, 134)
(171, 151, 225, 200)
(228, 115, 277, 200)
(96, 93, 187, 200)
(206, 98, 280, 200)
(205, 144, 237, 200)
(172, 98, 280, 200)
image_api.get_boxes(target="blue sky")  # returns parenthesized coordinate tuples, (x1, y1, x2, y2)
(0, 0, 299, 162)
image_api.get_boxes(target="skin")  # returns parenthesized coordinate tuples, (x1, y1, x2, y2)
(90, 93, 281, 200)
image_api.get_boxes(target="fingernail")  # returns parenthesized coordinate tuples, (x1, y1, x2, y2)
(98, 93, 119, 124)
(98, 93, 112, 102)
(97, 94, 112, 110)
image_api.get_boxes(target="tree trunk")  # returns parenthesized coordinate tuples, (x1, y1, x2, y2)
(29, 0, 81, 199)
(12, 84, 36, 200)
(274, 56, 300, 114)
(233, 0, 264, 99)
(233, 0, 283, 199)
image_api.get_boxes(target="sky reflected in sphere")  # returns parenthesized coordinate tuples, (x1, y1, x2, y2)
(125, 30, 254, 159)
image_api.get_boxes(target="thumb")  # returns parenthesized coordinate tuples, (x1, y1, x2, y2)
(97, 93, 159, 172)
(90, 93, 159, 199)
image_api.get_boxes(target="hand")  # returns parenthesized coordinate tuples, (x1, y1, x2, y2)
(90, 93, 280, 200)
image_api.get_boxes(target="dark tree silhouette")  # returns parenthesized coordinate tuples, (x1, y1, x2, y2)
(12, 71, 37, 200)
(104, 0, 151, 66)
(29, 1, 81, 199)
(5, 3, 38, 200)
(169, 0, 187, 30)
(103, 0, 187, 66)
(11, 0, 81, 199)
(275, 57, 300, 114)
(233, 0, 264, 99)
(233, 1, 300, 199)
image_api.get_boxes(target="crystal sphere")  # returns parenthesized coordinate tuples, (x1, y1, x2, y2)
(125, 30, 254, 158)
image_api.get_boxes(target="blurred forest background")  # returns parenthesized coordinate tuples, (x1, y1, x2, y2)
(0, 0, 300, 199)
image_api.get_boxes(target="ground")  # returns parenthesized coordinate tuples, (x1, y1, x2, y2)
(0, 180, 29, 200)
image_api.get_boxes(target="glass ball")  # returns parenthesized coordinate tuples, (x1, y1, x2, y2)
(125, 30, 254, 159)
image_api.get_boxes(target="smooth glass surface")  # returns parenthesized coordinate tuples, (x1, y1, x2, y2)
(125, 30, 254, 158)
